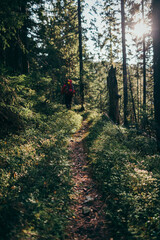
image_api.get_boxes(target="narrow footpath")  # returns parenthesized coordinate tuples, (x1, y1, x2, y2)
(66, 120, 110, 240)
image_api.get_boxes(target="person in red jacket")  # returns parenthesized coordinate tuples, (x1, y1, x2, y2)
(61, 79, 75, 109)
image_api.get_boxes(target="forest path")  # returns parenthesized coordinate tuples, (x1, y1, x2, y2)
(66, 120, 109, 240)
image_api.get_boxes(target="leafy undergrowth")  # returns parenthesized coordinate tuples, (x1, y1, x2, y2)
(0, 75, 83, 239)
(85, 113, 160, 240)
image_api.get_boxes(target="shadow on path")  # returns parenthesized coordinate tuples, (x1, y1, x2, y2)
(66, 120, 110, 240)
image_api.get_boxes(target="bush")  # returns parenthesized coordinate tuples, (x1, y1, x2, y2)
(0, 74, 83, 239)
(86, 115, 160, 239)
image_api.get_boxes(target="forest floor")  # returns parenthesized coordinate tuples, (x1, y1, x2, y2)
(66, 120, 110, 240)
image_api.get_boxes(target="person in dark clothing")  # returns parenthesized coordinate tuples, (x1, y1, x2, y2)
(61, 79, 75, 109)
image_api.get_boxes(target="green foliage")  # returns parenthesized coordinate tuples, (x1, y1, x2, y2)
(0, 76, 25, 136)
(0, 73, 83, 239)
(37, 0, 80, 82)
(86, 114, 160, 239)
(85, 61, 108, 111)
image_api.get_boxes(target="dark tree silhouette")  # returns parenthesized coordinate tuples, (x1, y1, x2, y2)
(152, 0, 160, 150)
(121, 0, 128, 126)
(107, 66, 120, 124)
(142, 0, 147, 110)
(78, 0, 84, 111)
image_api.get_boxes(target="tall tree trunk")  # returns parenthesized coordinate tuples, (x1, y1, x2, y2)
(20, 1, 29, 73)
(107, 66, 120, 124)
(121, 0, 128, 126)
(78, 0, 84, 110)
(152, 0, 160, 151)
(129, 72, 138, 127)
(136, 64, 140, 123)
(142, 0, 146, 109)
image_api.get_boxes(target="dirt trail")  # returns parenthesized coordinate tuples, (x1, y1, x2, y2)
(66, 120, 109, 240)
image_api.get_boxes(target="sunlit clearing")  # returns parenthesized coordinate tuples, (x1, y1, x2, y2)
(132, 21, 149, 38)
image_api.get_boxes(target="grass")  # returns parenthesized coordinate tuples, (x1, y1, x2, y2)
(1, 73, 160, 240)
(85, 113, 160, 240)
(0, 74, 83, 239)
(0, 105, 83, 240)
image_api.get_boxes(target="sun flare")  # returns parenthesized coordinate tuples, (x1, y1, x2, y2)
(132, 21, 149, 38)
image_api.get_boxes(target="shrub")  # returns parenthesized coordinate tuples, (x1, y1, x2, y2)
(86, 115, 160, 239)
(0, 74, 83, 239)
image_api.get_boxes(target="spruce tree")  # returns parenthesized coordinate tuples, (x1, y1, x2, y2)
(152, 0, 160, 150)
(121, 0, 128, 126)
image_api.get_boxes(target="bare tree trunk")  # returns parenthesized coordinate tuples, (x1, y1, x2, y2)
(129, 73, 138, 127)
(142, 35, 146, 108)
(136, 64, 140, 123)
(78, 0, 84, 111)
(152, 0, 160, 151)
(107, 66, 120, 124)
(121, 0, 128, 126)
(142, 0, 146, 110)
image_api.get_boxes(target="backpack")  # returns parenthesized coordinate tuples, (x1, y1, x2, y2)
(64, 80, 75, 95)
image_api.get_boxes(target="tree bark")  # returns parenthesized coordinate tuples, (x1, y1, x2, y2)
(78, 0, 84, 111)
(129, 73, 138, 127)
(107, 66, 120, 124)
(121, 0, 128, 126)
(152, 0, 160, 151)
(142, 0, 146, 109)
(136, 64, 140, 123)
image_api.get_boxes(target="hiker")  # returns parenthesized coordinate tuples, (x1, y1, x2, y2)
(61, 79, 75, 109)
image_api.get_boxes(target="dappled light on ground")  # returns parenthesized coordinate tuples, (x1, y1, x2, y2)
(66, 120, 109, 240)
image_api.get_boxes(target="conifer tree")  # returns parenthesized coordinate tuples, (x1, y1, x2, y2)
(36, 1, 79, 83)
(101, 0, 121, 65)
(121, 0, 128, 126)
(152, 0, 160, 150)
(142, 0, 146, 110)
(0, 0, 45, 74)
(78, 0, 85, 110)
(126, 0, 152, 126)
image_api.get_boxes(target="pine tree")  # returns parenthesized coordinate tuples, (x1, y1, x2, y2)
(121, 0, 128, 126)
(101, 0, 121, 66)
(0, 0, 45, 74)
(36, 0, 79, 85)
(126, 0, 152, 126)
(78, 0, 84, 110)
(152, 0, 160, 150)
